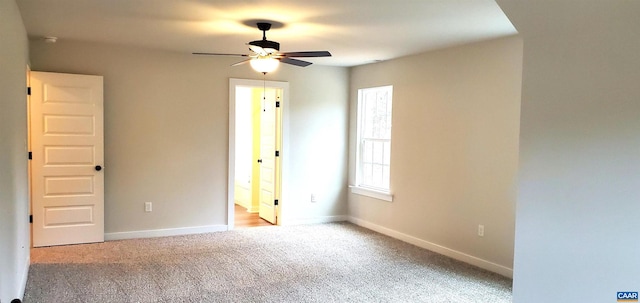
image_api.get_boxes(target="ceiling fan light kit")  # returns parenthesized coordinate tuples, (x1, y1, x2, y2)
(193, 21, 331, 74)
(250, 56, 280, 74)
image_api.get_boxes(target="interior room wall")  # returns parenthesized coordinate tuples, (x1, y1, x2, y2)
(0, 0, 31, 301)
(29, 39, 349, 235)
(250, 88, 263, 213)
(233, 86, 252, 210)
(348, 36, 523, 276)
(497, 1, 640, 301)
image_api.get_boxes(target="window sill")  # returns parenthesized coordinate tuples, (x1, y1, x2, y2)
(349, 186, 393, 202)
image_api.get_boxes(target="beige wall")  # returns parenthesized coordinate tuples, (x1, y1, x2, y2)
(0, 0, 30, 300)
(29, 40, 349, 234)
(498, 1, 640, 301)
(348, 36, 523, 276)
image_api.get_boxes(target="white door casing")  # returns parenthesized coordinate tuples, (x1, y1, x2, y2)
(228, 78, 289, 229)
(30, 72, 104, 247)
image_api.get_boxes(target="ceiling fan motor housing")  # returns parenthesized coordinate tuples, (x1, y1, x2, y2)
(249, 39, 280, 52)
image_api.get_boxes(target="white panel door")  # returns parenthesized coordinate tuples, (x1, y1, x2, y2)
(258, 88, 280, 224)
(30, 71, 104, 247)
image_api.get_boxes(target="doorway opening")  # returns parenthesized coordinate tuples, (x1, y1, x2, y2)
(228, 78, 289, 230)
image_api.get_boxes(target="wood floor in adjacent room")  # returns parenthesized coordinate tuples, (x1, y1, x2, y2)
(234, 204, 273, 228)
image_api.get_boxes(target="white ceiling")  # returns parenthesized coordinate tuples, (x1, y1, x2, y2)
(17, 0, 517, 67)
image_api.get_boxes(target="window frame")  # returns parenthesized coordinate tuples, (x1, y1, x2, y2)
(351, 85, 394, 202)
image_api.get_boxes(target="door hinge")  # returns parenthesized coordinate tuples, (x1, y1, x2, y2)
(275, 101, 280, 108)
(275, 150, 280, 157)
(29, 215, 33, 223)
(28, 151, 32, 160)
(274, 199, 279, 206)
(27, 86, 31, 96)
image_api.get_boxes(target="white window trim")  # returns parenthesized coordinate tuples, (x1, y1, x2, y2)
(354, 85, 393, 198)
(349, 185, 393, 202)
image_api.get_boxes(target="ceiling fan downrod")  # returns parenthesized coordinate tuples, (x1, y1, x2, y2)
(257, 22, 272, 40)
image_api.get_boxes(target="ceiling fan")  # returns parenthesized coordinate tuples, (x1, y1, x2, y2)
(193, 22, 331, 73)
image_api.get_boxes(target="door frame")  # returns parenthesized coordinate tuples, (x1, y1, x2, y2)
(27, 65, 32, 247)
(228, 78, 289, 230)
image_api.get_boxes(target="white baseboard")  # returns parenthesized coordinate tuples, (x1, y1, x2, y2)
(281, 215, 349, 226)
(348, 216, 513, 278)
(234, 202, 258, 213)
(105, 225, 228, 241)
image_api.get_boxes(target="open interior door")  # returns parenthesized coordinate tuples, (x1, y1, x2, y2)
(258, 88, 281, 224)
(30, 71, 104, 247)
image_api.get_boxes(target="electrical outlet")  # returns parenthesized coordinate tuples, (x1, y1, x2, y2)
(311, 194, 317, 203)
(478, 224, 485, 237)
(145, 202, 152, 212)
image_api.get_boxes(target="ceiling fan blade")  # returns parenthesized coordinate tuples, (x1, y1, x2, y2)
(279, 57, 313, 67)
(277, 51, 332, 58)
(231, 59, 252, 67)
(192, 52, 249, 57)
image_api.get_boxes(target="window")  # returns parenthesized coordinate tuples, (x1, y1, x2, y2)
(352, 85, 393, 201)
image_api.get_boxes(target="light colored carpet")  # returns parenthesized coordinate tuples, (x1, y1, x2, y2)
(24, 222, 512, 302)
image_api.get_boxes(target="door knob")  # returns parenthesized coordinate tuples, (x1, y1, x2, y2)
(95, 165, 102, 171)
